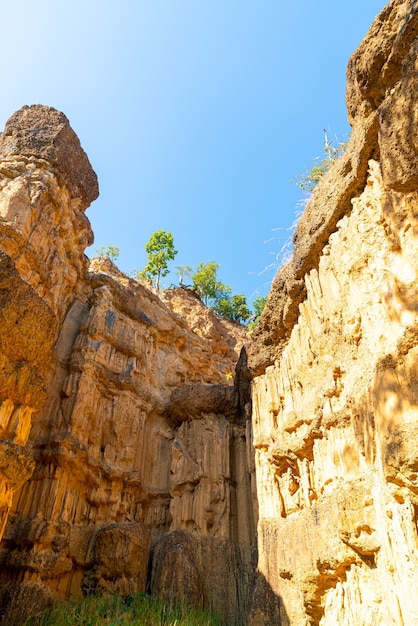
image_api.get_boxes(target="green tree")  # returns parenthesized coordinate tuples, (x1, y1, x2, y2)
(95, 245, 120, 262)
(191, 262, 252, 325)
(248, 295, 268, 330)
(176, 265, 193, 287)
(215, 294, 252, 324)
(192, 262, 231, 306)
(253, 295, 268, 320)
(141, 230, 178, 289)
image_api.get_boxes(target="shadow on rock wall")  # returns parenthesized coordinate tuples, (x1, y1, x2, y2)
(150, 530, 289, 626)
(247, 569, 290, 626)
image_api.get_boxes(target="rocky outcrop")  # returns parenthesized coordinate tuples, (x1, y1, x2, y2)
(0, 106, 255, 625)
(0, 104, 98, 207)
(0, 105, 97, 320)
(151, 530, 255, 624)
(249, 1, 418, 623)
(0, 106, 98, 549)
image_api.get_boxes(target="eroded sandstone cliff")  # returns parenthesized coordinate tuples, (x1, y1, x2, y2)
(0, 107, 255, 625)
(0, 1, 418, 625)
(248, 1, 418, 624)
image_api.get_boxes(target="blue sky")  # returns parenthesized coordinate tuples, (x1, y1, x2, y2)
(1, 1, 385, 305)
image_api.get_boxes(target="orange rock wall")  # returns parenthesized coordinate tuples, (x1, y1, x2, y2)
(0, 107, 255, 625)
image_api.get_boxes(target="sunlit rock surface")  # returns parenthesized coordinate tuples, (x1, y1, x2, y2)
(0, 106, 254, 625)
(249, 1, 418, 623)
(1, 2, 418, 624)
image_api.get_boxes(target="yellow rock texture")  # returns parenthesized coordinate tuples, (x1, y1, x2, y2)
(251, 161, 418, 624)
(249, 1, 418, 623)
(0, 2, 418, 625)
(0, 107, 254, 624)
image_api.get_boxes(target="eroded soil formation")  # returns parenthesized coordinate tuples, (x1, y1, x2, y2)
(0, 1, 418, 624)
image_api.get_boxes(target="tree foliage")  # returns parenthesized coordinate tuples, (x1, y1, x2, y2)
(95, 245, 120, 262)
(176, 265, 193, 286)
(248, 295, 268, 330)
(215, 294, 252, 324)
(191, 262, 230, 306)
(141, 230, 178, 289)
(252, 295, 268, 319)
(136, 239, 258, 326)
(191, 262, 251, 324)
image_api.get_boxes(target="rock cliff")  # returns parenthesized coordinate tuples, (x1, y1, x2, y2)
(0, 107, 255, 625)
(249, 0, 418, 623)
(0, 1, 417, 624)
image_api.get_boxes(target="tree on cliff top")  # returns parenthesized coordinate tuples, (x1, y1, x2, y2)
(191, 261, 251, 324)
(140, 230, 178, 289)
(248, 294, 268, 330)
(176, 264, 193, 286)
(192, 261, 230, 306)
(215, 294, 252, 324)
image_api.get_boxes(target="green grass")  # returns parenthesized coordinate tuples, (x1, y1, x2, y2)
(23, 592, 222, 626)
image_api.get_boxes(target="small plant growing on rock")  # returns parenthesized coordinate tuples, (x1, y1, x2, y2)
(295, 131, 349, 193)
(95, 245, 120, 262)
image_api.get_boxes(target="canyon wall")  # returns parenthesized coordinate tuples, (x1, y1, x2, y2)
(249, 0, 418, 623)
(0, 107, 256, 625)
(0, 1, 417, 625)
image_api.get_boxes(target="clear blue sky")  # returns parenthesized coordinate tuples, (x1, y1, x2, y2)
(1, 1, 385, 305)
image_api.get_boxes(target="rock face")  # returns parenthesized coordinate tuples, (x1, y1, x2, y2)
(0, 104, 98, 552)
(0, 108, 255, 624)
(249, 1, 418, 624)
(0, 104, 98, 207)
(0, 2, 418, 624)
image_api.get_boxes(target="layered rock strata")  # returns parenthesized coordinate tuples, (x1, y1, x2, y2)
(0, 106, 255, 625)
(249, 1, 418, 623)
(0, 105, 98, 548)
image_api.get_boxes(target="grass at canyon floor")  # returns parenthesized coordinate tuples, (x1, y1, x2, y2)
(24, 592, 221, 626)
